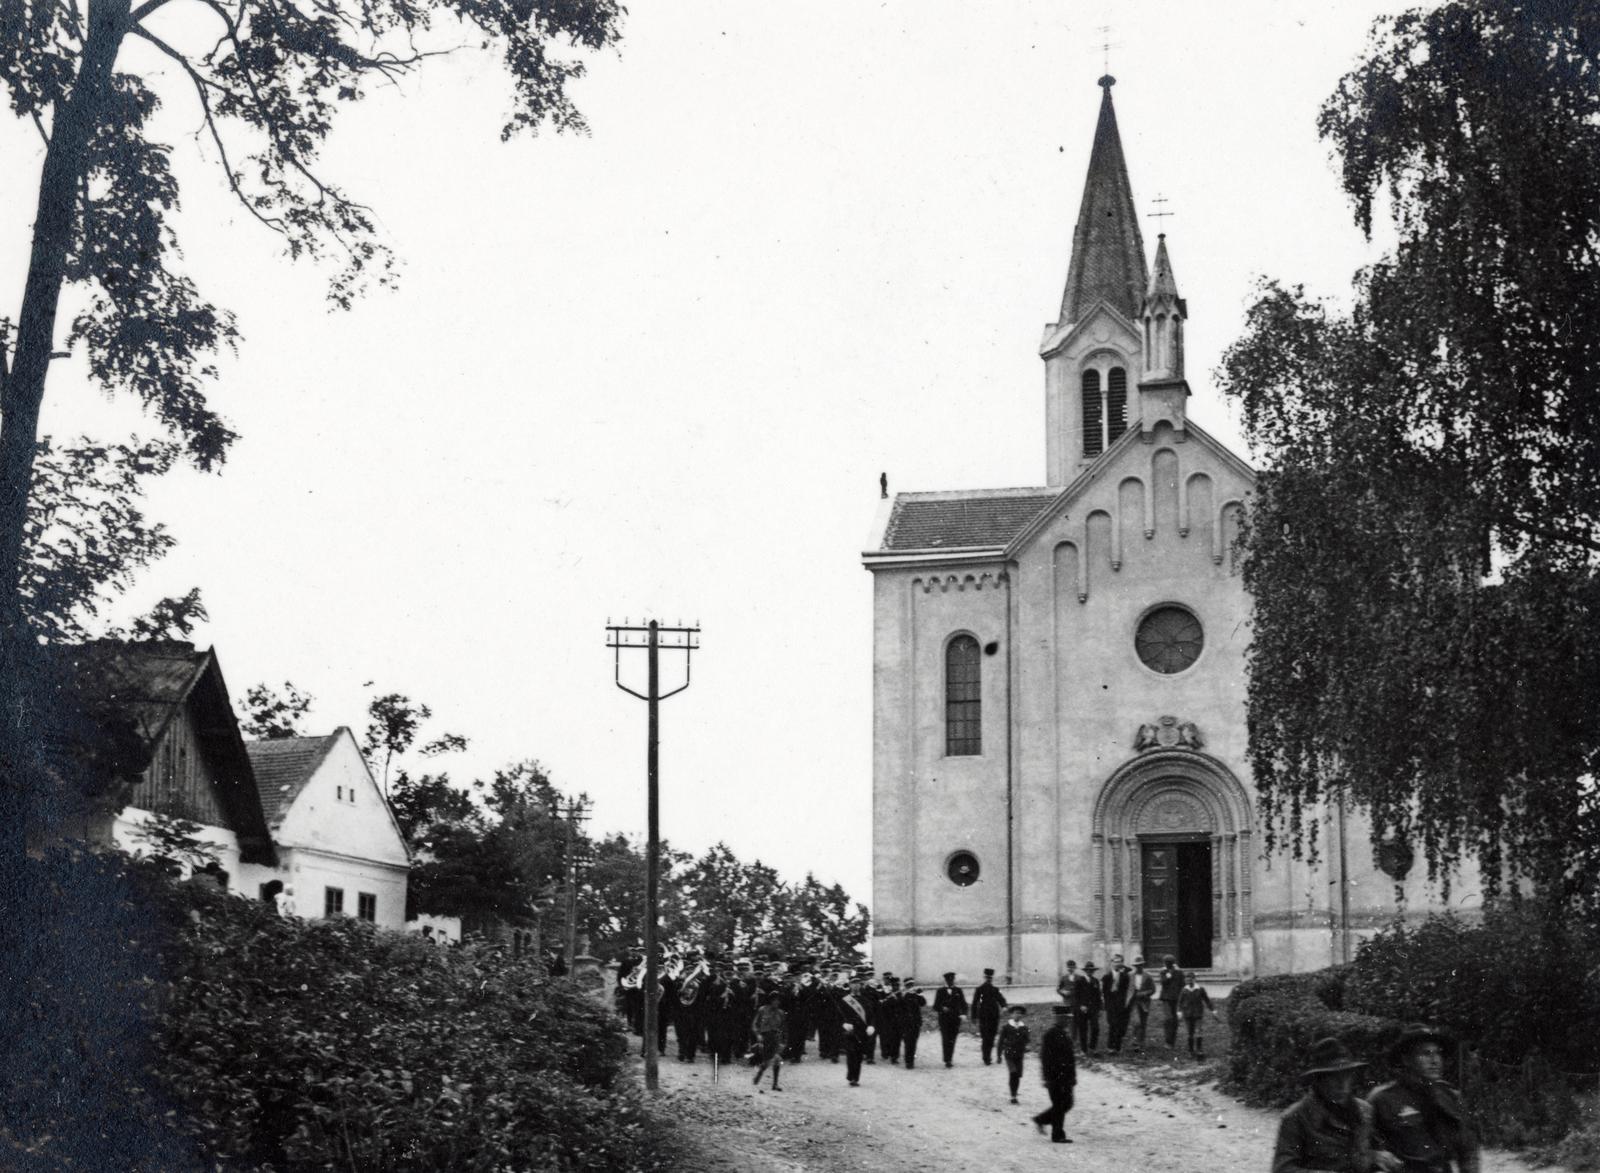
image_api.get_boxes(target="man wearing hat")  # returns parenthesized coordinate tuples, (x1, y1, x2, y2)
(997, 1005, 1030, 1104)
(1077, 962, 1102, 1054)
(1127, 956, 1156, 1051)
(878, 975, 905, 1063)
(1368, 1027, 1480, 1173)
(933, 971, 968, 1067)
(1158, 955, 1185, 1049)
(837, 974, 878, 1087)
(1272, 1038, 1403, 1173)
(1031, 1005, 1077, 1143)
(897, 977, 928, 1069)
(972, 967, 1008, 1065)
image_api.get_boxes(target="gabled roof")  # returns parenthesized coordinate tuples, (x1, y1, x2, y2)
(1002, 417, 1257, 557)
(1058, 76, 1148, 329)
(51, 639, 276, 865)
(874, 487, 1058, 554)
(245, 728, 410, 861)
(246, 731, 342, 827)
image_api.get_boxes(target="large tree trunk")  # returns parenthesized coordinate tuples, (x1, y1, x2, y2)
(0, 0, 129, 890)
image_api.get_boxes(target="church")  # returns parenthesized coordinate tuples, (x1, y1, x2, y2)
(863, 76, 1478, 984)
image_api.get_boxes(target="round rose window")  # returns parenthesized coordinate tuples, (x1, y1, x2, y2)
(1135, 606, 1204, 674)
(946, 851, 980, 887)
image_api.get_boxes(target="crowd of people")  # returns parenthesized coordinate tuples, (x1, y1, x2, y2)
(612, 949, 1481, 1167)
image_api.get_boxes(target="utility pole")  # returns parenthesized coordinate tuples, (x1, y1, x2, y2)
(606, 618, 699, 1094)
(556, 796, 591, 968)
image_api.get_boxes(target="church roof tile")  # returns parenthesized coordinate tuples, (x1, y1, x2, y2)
(880, 489, 1056, 551)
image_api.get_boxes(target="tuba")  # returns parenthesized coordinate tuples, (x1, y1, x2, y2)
(678, 958, 709, 1007)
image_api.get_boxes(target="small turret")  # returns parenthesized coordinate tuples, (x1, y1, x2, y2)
(1137, 233, 1190, 440)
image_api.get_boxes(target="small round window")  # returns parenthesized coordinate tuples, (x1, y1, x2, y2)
(946, 851, 980, 887)
(1135, 606, 1204, 674)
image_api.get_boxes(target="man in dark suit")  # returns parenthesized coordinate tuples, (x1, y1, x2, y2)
(1032, 1005, 1078, 1143)
(1103, 954, 1132, 1052)
(837, 977, 877, 1087)
(1075, 961, 1101, 1054)
(932, 971, 967, 1067)
(897, 977, 927, 1068)
(971, 967, 1008, 1065)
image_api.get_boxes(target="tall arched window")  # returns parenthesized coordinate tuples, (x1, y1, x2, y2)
(1081, 369, 1103, 457)
(945, 635, 981, 756)
(1107, 366, 1128, 442)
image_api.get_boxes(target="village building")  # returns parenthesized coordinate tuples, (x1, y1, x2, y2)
(58, 640, 278, 880)
(862, 76, 1479, 985)
(241, 729, 411, 931)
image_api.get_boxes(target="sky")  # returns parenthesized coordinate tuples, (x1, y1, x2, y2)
(2, 0, 1415, 905)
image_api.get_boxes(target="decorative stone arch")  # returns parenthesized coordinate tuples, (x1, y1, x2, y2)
(1089, 749, 1254, 959)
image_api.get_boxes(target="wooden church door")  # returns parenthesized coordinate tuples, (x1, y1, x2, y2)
(1141, 838, 1213, 968)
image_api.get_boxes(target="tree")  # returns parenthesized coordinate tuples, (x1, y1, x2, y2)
(239, 680, 314, 740)
(0, 0, 623, 638)
(0, 0, 624, 876)
(1217, 0, 1600, 909)
(575, 831, 690, 961)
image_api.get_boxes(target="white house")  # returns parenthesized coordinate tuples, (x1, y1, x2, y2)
(240, 729, 411, 930)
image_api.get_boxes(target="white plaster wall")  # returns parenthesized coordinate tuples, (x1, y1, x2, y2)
(275, 732, 409, 868)
(113, 806, 242, 881)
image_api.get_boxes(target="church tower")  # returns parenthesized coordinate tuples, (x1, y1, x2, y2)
(1041, 75, 1148, 486)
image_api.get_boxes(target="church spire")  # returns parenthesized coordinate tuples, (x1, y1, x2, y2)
(1057, 76, 1149, 327)
(1140, 233, 1185, 381)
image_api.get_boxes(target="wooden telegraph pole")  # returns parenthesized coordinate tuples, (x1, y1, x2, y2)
(606, 618, 699, 1093)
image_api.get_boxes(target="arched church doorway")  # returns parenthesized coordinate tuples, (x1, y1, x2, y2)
(1140, 835, 1213, 968)
(1091, 745, 1254, 974)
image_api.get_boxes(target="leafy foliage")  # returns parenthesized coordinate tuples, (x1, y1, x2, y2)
(19, 435, 178, 640)
(127, 810, 222, 873)
(1217, 0, 1600, 904)
(1225, 909, 1600, 1144)
(239, 680, 315, 740)
(2, 846, 670, 1171)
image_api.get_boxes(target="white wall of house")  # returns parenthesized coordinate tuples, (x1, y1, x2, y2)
(239, 730, 412, 929)
(113, 805, 242, 881)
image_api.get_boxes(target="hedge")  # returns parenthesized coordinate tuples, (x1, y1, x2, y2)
(3, 847, 671, 1172)
(1224, 905, 1600, 1148)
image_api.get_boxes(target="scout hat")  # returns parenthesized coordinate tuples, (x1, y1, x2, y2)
(983, 968, 995, 977)
(1083, 962, 1098, 972)
(1388, 1025, 1452, 1066)
(1300, 1037, 1368, 1080)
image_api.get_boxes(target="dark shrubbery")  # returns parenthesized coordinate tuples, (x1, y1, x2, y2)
(3, 847, 667, 1171)
(1225, 904, 1600, 1148)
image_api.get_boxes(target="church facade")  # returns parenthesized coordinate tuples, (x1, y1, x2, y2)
(863, 77, 1475, 984)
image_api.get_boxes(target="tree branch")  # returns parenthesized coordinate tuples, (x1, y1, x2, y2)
(131, 26, 288, 236)
(1502, 515, 1600, 554)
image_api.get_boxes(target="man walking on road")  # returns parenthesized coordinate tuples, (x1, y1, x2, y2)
(972, 967, 1007, 1065)
(838, 977, 877, 1088)
(998, 1005, 1030, 1104)
(1158, 955, 1184, 1048)
(933, 971, 967, 1067)
(1032, 1005, 1077, 1144)
(1127, 956, 1156, 1051)
(1103, 955, 1131, 1052)
(1177, 971, 1220, 1056)
(1078, 962, 1102, 1053)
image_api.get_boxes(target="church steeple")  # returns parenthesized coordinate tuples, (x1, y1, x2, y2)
(1057, 76, 1149, 328)
(1041, 76, 1151, 486)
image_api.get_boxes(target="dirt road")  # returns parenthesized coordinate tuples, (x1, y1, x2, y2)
(649, 1031, 1559, 1172)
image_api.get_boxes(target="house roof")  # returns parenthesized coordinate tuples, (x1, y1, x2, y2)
(246, 732, 342, 827)
(50, 639, 276, 865)
(878, 488, 1058, 552)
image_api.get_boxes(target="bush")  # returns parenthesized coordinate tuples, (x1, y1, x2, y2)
(1224, 905, 1600, 1148)
(1223, 983, 1404, 1109)
(3, 847, 670, 1171)
(1341, 905, 1600, 1075)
